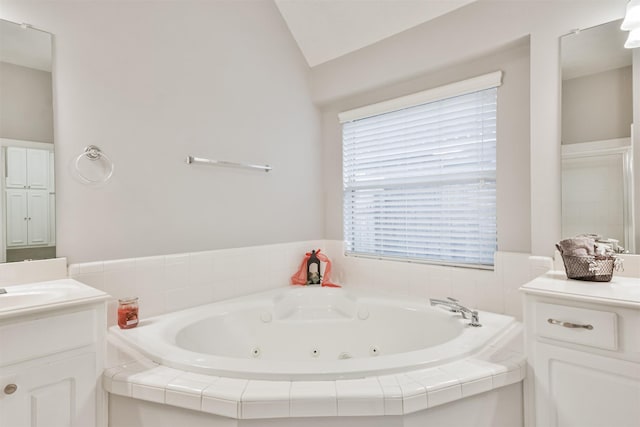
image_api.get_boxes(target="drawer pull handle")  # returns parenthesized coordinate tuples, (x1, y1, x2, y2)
(4, 384, 17, 395)
(547, 318, 594, 330)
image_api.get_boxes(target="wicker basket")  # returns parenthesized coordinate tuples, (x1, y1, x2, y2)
(560, 254, 615, 282)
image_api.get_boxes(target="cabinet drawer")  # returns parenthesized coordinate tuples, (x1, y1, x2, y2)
(0, 310, 96, 366)
(534, 302, 617, 351)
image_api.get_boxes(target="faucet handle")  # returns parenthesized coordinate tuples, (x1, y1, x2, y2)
(446, 297, 459, 303)
(469, 310, 482, 327)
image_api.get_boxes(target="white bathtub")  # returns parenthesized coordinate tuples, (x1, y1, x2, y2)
(110, 286, 518, 381)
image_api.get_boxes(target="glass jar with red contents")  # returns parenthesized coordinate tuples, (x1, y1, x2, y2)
(117, 297, 139, 329)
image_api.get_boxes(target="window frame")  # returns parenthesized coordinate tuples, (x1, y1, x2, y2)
(340, 71, 502, 269)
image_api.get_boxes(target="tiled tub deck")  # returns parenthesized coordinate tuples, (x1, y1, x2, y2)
(104, 329, 525, 421)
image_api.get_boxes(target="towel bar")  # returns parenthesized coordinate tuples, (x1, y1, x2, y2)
(185, 156, 271, 172)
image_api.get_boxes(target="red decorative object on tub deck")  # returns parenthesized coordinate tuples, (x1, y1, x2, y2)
(291, 249, 341, 287)
(117, 297, 139, 329)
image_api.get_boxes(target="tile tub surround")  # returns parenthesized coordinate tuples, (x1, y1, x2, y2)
(68, 240, 325, 325)
(103, 328, 525, 420)
(324, 241, 555, 320)
(68, 240, 554, 324)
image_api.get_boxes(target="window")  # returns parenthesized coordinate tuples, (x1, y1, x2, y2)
(341, 71, 502, 268)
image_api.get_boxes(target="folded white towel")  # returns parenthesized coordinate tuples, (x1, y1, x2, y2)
(556, 237, 596, 257)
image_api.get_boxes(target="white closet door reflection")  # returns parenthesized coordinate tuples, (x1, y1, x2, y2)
(561, 138, 634, 252)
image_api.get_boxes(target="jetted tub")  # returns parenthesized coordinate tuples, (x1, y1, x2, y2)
(110, 286, 519, 381)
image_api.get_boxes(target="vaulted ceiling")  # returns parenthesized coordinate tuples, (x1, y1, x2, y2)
(274, 0, 477, 67)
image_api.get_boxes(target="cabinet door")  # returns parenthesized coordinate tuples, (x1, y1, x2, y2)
(27, 191, 49, 246)
(534, 342, 640, 427)
(26, 149, 49, 190)
(0, 352, 97, 427)
(5, 190, 28, 247)
(5, 147, 27, 189)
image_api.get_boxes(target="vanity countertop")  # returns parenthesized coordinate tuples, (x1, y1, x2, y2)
(521, 271, 640, 308)
(0, 278, 109, 320)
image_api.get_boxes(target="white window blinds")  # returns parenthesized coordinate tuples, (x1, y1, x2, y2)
(341, 72, 501, 268)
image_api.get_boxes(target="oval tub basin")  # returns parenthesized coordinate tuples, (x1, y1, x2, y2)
(111, 286, 517, 380)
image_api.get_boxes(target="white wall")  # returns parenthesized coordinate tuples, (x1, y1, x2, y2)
(0, 0, 631, 265)
(562, 66, 632, 145)
(310, 0, 628, 257)
(0, 61, 54, 143)
(0, 0, 322, 264)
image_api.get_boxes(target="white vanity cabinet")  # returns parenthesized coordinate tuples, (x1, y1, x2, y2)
(521, 272, 640, 427)
(0, 292, 107, 427)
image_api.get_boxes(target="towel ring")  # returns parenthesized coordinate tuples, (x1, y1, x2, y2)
(74, 145, 114, 184)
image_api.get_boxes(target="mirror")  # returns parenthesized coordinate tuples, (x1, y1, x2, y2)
(0, 19, 55, 262)
(561, 19, 637, 253)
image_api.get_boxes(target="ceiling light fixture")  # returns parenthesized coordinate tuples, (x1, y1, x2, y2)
(622, 0, 640, 30)
(625, 27, 640, 48)
(622, 0, 640, 48)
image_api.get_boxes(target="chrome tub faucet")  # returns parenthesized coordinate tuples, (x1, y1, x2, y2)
(430, 297, 481, 327)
